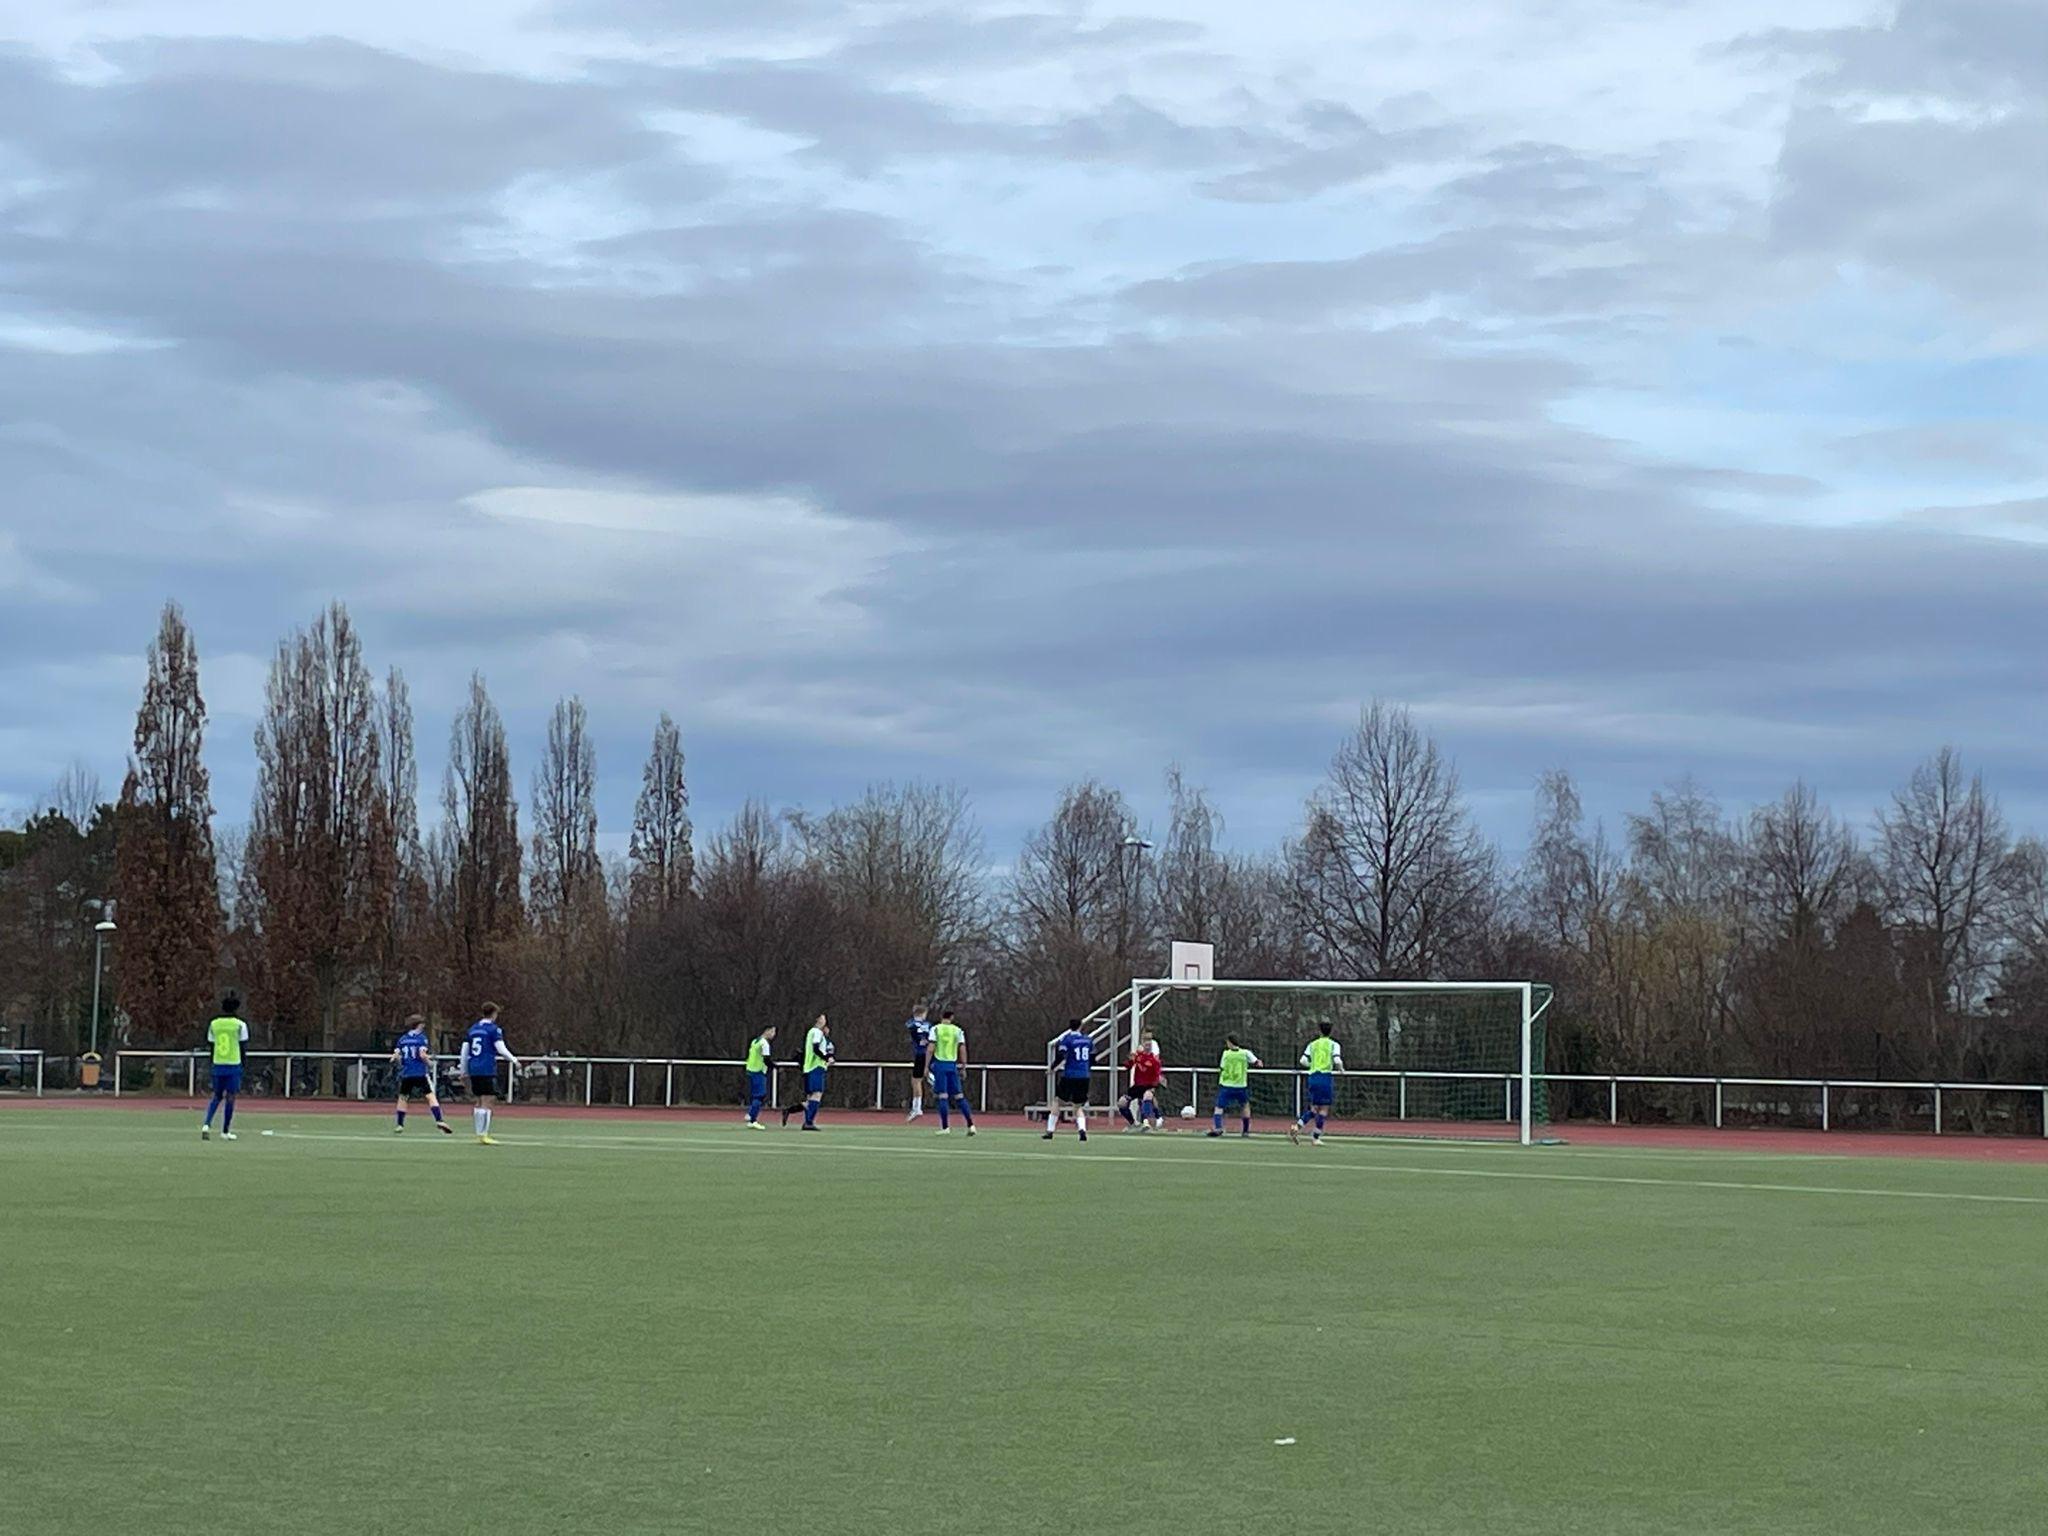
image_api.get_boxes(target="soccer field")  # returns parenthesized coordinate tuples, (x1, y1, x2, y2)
(5, 1108, 2045, 1534)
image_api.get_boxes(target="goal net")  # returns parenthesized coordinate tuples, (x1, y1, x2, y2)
(1113, 979, 1551, 1142)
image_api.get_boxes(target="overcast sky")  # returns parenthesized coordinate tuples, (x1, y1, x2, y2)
(2, 0, 2043, 859)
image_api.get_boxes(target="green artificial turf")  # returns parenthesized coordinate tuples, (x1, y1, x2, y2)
(4, 1108, 2045, 1534)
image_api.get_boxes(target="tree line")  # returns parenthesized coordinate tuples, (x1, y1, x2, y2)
(3, 601, 2045, 1113)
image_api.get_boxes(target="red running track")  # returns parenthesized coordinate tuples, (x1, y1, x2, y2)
(8, 1093, 2048, 1162)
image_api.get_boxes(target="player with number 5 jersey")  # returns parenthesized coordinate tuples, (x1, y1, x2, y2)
(462, 1004, 521, 1145)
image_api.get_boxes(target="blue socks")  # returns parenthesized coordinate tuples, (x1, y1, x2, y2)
(396, 1108, 406, 1126)
(938, 1099, 950, 1129)
(203, 1090, 223, 1127)
(1241, 1117, 1251, 1135)
(803, 1101, 818, 1127)
(958, 1099, 973, 1128)
(1315, 1111, 1326, 1132)
(1120, 1102, 1135, 1124)
(222, 1098, 235, 1132)
(431, 1104, 444, 1123)
(747, 1094, 765, 1123)
(1211, 1110, 1224, 1133)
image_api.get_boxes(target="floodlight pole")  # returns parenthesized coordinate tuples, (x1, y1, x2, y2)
(1121, 833, 1153, 1061)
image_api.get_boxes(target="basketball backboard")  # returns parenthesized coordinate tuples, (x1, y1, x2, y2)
(1169, 940, 1214, 985)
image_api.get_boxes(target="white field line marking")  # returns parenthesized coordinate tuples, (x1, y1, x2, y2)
(259, 1130, 2048, 1207)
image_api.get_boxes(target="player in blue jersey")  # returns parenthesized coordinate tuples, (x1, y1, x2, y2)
(390, 1013, 452, 1134)
(904, 1001, 933, 1122)
(1044, 1018, 1093, 1143)
(462, 1004, 522, 1145)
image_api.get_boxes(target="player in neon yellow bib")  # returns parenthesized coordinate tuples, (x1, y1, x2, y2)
(200, 992, 249, 1141)
(928, 1008, 975, 1136)
(743, 1025, 777, 1128)
(1208, 1035, 1262, 1138)
(784, 1014, 832, 1130)
(1289, 1021, 1345, 1145)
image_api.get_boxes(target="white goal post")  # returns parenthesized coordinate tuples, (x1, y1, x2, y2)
(1114, 978, 1553, 1144)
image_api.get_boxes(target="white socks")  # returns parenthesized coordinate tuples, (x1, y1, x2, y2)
(912, 1095, 923, 1115)
(1074, 1109, 1087, 1135)
(474, 1106, 488, 1135)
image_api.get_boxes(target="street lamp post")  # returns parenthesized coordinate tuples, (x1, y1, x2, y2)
(87, 902, 117, 1058)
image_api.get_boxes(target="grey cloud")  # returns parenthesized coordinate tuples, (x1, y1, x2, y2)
(1833, 425, 2047, 478)
(24, 39, 684, 213)
(5, 26, 2047, 851)
(1749, 1, 2048, 314)
(1123, 139, 1717, 324)
(1768, 106, 2048, 314)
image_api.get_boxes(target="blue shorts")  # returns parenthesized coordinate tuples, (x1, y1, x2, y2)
(1216, 1085, 1250, 1113)
(747, 1071, 768, 1100)
(211, 1066, 243, 1094)
(932, 1063, 962, 1097)
(805, 1068, 828, 1094)
(1306, 1073, 1335, 1106)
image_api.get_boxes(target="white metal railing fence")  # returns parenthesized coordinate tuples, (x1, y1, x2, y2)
(57, 1050, 2048, 1137)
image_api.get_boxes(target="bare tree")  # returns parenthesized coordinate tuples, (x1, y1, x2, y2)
(1157, 767, 1226, 949)
(530, 696, 602, 936)
(435, 672, 523, 1020)
(1287, 703, 1495, 978)
(792, 781, 986, 1038)
(627, 712, 693, 920)
(50, 761, 103, 831)
(1876, 747, 2021, 1014)
(1744, 782, 1860, 946)
(372, 666, 430, 1028)
(113, 602, 223, 1042)
(247, 602, 393, 1068)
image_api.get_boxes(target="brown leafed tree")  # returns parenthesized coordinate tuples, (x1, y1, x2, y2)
(628, 711, 693, 920)
(247, 602, 393, 1070)
(371, 666, 432, 1032)
(434, 672, 523, 1021)
(113, 602, 223, 1042)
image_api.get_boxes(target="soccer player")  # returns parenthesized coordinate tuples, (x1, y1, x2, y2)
(743, 1025, 778, 1129)
(199, 992, 248, 1141)
(1118, 1032, 1164, 1132)
(391, 1013, 453, 1134)
(1289, 1021, 1344, 1145)
(928, 1008, 976, 1136)
(462, 1003, 521, 1145)
(783, 1013, 832, 1131)
(904, 1002, 933, 1122)
(1207, 1035, 1262, 1138)
(1044, 1018, 1093, 1142)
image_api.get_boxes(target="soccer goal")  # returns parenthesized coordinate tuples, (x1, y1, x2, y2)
(1090, 976, 1553, 1143)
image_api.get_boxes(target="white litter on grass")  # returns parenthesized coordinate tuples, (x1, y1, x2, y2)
(260, 1130, 275, 1137)
(1273, 1438, 1296, 1446)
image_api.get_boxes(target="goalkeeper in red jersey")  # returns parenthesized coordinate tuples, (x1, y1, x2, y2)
(1117, 1032, 1165, 1132)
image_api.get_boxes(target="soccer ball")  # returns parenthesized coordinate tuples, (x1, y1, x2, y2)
(1179, 1105, 1197, 1119)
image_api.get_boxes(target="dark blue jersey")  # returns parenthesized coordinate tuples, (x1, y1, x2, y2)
(396, 1029, 432, 1078)
(906, 1017, 933, 1052)
(463, 1020, 505, 1076)
(1054, 1030, 1094, 1079)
